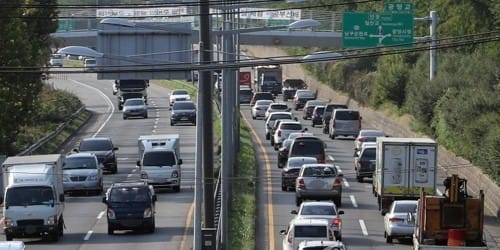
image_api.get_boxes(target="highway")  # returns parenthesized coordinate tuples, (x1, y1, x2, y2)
(240, 102, 434, 250)
(1, 72, 195, 250)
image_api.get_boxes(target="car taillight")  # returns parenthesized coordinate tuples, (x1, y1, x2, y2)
(358, 138, 364, 142)
(319, 159, 326, 163)
(389, 218, 405, 223)
(277, 130, 281, 137)
(333, 178, 341, 186)
(332, 218, 341, 227)
(298, 178, 305, 189)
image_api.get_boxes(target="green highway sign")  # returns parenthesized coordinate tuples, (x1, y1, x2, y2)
(342, 12, 414, 48)
(385, 2, 414, 14)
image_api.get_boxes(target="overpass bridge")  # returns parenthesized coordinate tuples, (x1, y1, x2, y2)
(51, 29, 343, 49)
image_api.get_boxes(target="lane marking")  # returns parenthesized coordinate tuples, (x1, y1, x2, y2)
(84, 230, 93, 241)
(179, 202, 195, 250)
(350, 195, 358, 208)
(241, 113, 275, 250)
(70, 79, 114, 137)
(359, 219, 368, 236)
(97, 211, 105, 220)
(342, 178, 350, 188)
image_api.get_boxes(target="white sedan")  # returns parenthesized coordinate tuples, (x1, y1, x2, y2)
(168, 89, 191, 107)
(251, 99, 273, 119)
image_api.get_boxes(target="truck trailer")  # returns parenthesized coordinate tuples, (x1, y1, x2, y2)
(253, 65, 283, 95)
(113, 79, 149, 110)
(2, 154, 65, 241)
(373, 137, 438, 211)
(137, 134, 182, 192)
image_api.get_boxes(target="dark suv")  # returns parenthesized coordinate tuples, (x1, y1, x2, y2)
(75, 137, 118, 174)
(170, 100, 196, 126)
(102, 180, 157, 234)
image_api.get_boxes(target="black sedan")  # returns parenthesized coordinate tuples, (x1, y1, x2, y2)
(170, 101, 196, 126)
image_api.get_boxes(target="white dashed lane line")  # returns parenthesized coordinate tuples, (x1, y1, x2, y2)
(359, 220, 368, 236)
(84, 231, 93, 241)
(342, 178, 350, 188)
(350, 195, 358, 208)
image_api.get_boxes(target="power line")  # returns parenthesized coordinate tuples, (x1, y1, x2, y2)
(0, 30, 497, 73)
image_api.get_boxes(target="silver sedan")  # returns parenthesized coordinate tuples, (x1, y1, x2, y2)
(382, 200, 418, 243)
(251, 99, 273, 119)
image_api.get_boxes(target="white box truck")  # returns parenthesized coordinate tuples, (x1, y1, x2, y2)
(373, 137, 437, 211)
(137, 134, 182, 192)
(2, 154, 65, 241)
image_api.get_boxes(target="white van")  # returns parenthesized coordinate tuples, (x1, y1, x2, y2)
(83, 58, 97, 72)
(280, 218, 336, 250)
(328, 109, 362, 139)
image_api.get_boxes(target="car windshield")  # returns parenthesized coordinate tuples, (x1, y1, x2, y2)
(125, 99, 144, 106)
(173, 102, 195, 110)
(335, 111, 359, 120)
(325, 104, 348, 112)
(394, 203, 417, 213)
(271, 104, 288, 110)
(79, 139, 112, 151)
(294, 225, 327, 238)
(300, 205, 337, 216)
(270, 114, 292, 121)
(142, 151, 176, 166)
(281, 123, 302, 130)
(172, 90, 188, 95)
(291, 141, 324, 155)
(361, 131, 385, 137)
(361, 148, 376, 159)
(257, 100, 273, 106)
(64, 157, 97, 169)
(5, 186, 54, 206)
(287, 158, 317, 168)
(298, 92, 315, 98)
(109, 187, 150, 202)
(303, 166, 337, 177)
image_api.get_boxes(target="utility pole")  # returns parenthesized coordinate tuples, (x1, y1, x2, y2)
(415, 11, 439, 81)
(196, 1, 214, 250)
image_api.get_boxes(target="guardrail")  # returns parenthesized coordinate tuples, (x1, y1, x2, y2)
(18, 105, 87, 156)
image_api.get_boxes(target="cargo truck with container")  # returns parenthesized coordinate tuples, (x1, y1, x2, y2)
(253, 65, 283, 96)
(136, 134, 182, 192)
(113, 79, 149, 110)
(2, 154, 65, 241)
(410, 175, 487, 249)
(373, 137, 438, 211)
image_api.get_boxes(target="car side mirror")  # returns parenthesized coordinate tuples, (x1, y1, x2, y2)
(291, 210, 298, 215)
(102, 197, 107, 204)
(337, 172, 343, 177)
(280, 229, 287, 235)
(72, 148, 79, 153)
(136, 160, 141, 166)
(114, 147, 119, 151)
(59, 194, 65, 202)
(178, 159, 183, 165)
(381, 209, 388, 216)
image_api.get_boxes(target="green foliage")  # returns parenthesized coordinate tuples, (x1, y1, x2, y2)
(0, 1, 58, 155)
(9, 86, 83, 154)
(229, 124, 256, 250)
(372, 54, 410, 108)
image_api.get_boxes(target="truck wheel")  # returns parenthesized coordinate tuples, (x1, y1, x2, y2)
(108, 225, 114, 235)
(385, 232, 393, 243)
(51, 230, 60, 242)
(5, 233, 13, 241)
(295, 197, 302, 207)
(266, 133, 270, 140)
(334, 197, 342, 207)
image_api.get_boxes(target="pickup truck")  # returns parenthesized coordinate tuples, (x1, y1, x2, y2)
(282, 78, 307, 101)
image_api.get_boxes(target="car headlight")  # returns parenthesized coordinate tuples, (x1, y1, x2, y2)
(143, 207, 153, 218)
(107, 208, 116, 219)
(3, 217, 15, 227)
(171, 171, 179, 178)
(47, 214, 57, 225)
(88, 174, 99, 181)
(63, 174, 70, 182)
